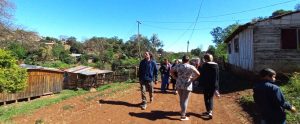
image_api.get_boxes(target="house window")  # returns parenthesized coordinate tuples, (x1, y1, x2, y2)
(228, 43, 231, 54)
(299, 29, 300, 48)
(281, 29, 300, 49)
(234, 38, 239, 53)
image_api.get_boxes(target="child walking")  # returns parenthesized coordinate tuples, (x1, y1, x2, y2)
(253, 68, 297, 124)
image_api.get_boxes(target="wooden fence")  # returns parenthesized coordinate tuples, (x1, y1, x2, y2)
(0, 70, 64, 104)
(65, 72, 114, 89)
(113, 66, 138, 82)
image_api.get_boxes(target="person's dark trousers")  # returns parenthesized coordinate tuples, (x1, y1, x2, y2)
(140, 80, 153, 105)
(172, 83, 176, 90)
(261, 119, 286, 124)
(203, 88, 215, 112)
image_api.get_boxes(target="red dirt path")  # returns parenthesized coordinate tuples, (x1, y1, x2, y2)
(12, 83, 252, 124)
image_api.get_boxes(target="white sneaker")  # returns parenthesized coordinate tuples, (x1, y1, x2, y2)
(140, 104, 147, 110)
(208, 112, 213, 119)
(180, 117, 189, 121)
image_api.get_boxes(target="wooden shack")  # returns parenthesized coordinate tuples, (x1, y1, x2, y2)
(0, 64, 64, 105)
(225, 11, 300, 74)
(64, 66, 113, 89)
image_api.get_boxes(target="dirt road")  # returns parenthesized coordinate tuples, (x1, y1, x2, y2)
(12, 83, 252, 124)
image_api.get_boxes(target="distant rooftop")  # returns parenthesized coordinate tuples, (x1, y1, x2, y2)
(64, 66, 113, 76)
(20, 64, 63, 72)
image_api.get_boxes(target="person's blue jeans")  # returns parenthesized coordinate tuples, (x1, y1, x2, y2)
(161, 74, 169, 92)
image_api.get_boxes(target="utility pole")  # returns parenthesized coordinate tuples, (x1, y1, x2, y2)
(137, 21, 142, 60)
(187, 40, 190, 54)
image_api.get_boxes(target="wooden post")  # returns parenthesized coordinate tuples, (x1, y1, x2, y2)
(135, 66, 138, 78)
(28, 97, 31, 101)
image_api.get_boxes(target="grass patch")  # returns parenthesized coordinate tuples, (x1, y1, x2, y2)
(282, 72, 300, 123)
(239, 95, 254, 106)
(35, 119, 44, 124)
(0, 81, 136, 123)
(62, 105, 74, 110)
(84, 81, 136, 102)
(0, 89, 87, 123)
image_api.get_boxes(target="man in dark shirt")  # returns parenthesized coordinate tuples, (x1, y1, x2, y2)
(253, 68, 296, 124)
(138, 51, 158, 110)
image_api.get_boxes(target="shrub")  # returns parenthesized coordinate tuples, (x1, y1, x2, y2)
(41, 61, 72, 69)
(0, 49, 28, 93)
(282, 72, 300, 123)
(121, 57, 139, 66)
(8, 42, 27, 60)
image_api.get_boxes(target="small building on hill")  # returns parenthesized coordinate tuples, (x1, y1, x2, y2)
(64, 66, 113, 89)
(0, 64, 64, 104)
(225, 11, 300, 74)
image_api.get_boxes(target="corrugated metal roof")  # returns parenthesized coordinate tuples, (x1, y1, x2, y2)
(20, 64, 63, 72)
(65, 66, 113, 76)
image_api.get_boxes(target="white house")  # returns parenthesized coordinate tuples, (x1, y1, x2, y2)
(225, 11, 300, 73)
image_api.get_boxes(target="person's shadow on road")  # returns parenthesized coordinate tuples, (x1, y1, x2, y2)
(129, 110, 179, 121)
(188, 113, 212, 121)
(99, 99, 140, 108)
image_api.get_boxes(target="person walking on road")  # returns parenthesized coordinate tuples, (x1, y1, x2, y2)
(253, 68, 297, 124)
(200, 54, 219, 119)
(159, 59, 171, 93)
(138, 51, 158, 110)
(170, 55, 200, 121)
(170, 59, 180, 94)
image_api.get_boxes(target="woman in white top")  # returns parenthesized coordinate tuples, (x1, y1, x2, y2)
(170, 55, 200, 121)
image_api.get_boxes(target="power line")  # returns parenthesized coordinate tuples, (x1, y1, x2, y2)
(141, 0, 297, 23)
(142, 23, 213, 30)
(198, 0, 297, 18)
(141, 18, 249, 24)
(163, 23, 194, 51)
(187, 0, 204, 53)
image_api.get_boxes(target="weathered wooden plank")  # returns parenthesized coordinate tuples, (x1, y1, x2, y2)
(0, 70, 64, 103)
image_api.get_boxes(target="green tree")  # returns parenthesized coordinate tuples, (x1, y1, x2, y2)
(59, 51, 75, 64)
(79, 53, 89, 65)
(271, 9, 293, 17)
(214, 43, 228, 61)
(8, 42, 27, 60)
(210, 23, 239, 60)
(66, 36, 84, 54)
(251, 16, 267, 23)
(0, 49, 28, 93)
(191, 47, 203, 57)
(210, 27, 223, 45)
(52, 43, 65, 60)
(39, 45, 53, 62)
(206, 45, 216, 56)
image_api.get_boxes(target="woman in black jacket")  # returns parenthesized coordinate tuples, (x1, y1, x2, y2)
(200, 54, 219, 119)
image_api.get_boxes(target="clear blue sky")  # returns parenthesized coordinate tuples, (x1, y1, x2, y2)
(12, 0, 299, 52)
